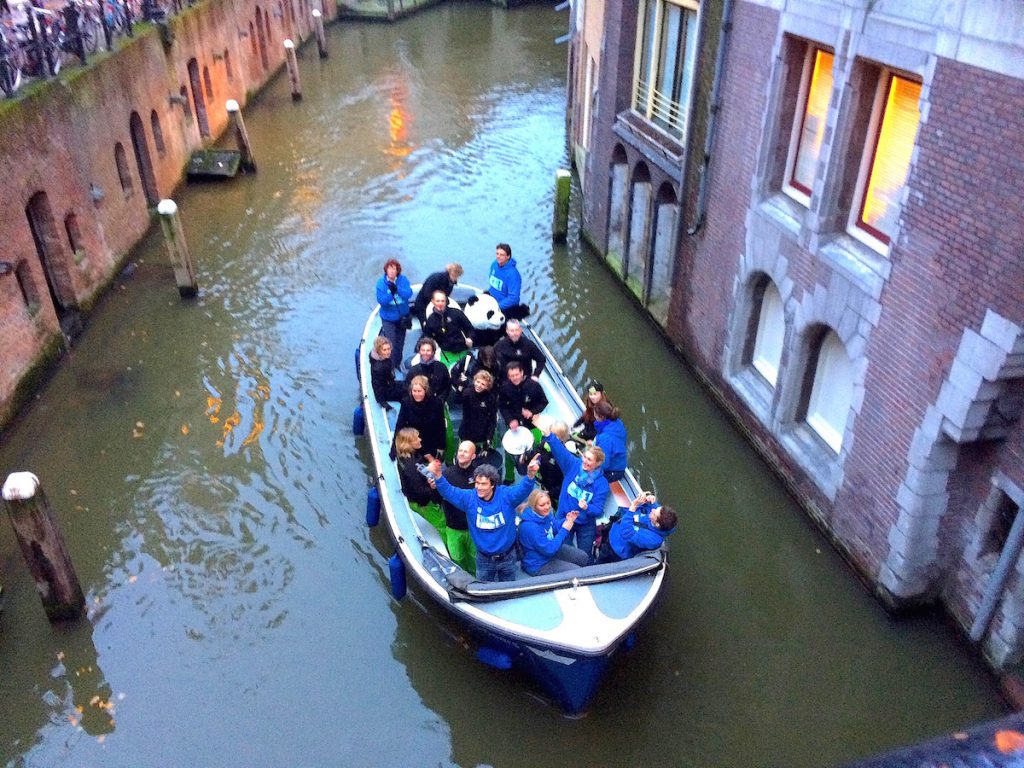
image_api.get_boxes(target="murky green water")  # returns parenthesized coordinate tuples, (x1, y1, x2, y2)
(0, 5, 1005, 767)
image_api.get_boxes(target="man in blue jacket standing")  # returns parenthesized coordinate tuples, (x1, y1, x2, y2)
(487, 243, 523, 318)
(597, 492, 677, 563)
(428, 456, 539, 581)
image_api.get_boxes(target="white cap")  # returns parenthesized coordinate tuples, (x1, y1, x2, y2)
(2, 472, 40, 502)
(157, 199, 178, 216)
(226, 99, 240, 113)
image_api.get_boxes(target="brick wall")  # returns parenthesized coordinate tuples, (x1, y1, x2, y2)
(0, 0, 332, 427)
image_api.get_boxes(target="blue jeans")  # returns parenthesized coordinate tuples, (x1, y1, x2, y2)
(569, 521, 597, 562)
(475, 547, 518, 582)
(534, 544, 590, 575)
(380, 319, 407, 370)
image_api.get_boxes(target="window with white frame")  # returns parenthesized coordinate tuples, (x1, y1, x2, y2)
(634, 0, 699, 140)
(751, 281, 785, 386)
(804, 329, 853, 453)
(784, 46, 834, 205)
(848, 71, 922, 249)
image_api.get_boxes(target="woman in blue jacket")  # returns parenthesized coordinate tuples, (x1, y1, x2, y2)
(518, 489, 588, 576)
(375, 258, 413, 369)
(534, 417, 609, 558)
(593, 400, 628, 482)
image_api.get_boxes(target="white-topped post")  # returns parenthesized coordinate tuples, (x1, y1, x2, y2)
(226, 99, 257, 172)
(284, 40, 302, 101)
(157, 199, 198, 298)
(311, 9, 327, 58)
(2, 472, 86, 622)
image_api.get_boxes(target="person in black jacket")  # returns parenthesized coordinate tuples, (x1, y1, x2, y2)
(394, 427, 440, 506)
(423, 291, 475, 365)
(498, 361, 548, 431)
(394, 427, 447, 538)
(407, 337, 451, 402)
(440, 440, 480, 572)
(459, 370, 498, 447)
(413, 263, 464, 326)
(393, 375, 447, 460)
(369, 335, 405, 409)
(493, 319, 545, 381)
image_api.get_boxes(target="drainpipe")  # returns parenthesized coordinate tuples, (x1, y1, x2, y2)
(970, 511, 1024, 643)
(684, 0, 733, 237)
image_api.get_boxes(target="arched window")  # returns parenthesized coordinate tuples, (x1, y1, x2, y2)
(64, 212, 83, 259)
(648, 183, 678, 323)
(624, 164, 652, 300)
(115, 142, 133, 196)
(151, 110, 166, 156)
(203, 65, 213, 100)
(606, 146, 629, 276)
(751, 280, 784, 386)
(803, 329, 852, 452)
(224, 49, 233, 81)
(15, 260, 40, 313)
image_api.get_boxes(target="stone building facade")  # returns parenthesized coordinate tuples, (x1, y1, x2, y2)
(0, 0, 334, 427)
(569, 0, 1024, 667)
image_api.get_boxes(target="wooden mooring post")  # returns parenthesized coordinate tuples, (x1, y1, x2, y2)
(553, 168, 571, 242)
(284, 40, 302, 101)
(226, 99, 257, 172)
(311, 9, 328, 58)
(2, 472, 85, 622)
(157, 199, 199, 298)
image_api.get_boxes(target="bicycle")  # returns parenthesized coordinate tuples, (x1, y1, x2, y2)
(0, 21, 23, 96)
(62, 0, 100, 55)
(12, 5, 61, 79)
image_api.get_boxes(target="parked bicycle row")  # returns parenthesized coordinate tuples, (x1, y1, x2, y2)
(0, 0, 173, 98)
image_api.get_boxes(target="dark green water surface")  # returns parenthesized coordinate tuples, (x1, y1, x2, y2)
(0, 5, 1005, 766)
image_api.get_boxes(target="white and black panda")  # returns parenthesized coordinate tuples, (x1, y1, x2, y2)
(457, 293, 505, 347)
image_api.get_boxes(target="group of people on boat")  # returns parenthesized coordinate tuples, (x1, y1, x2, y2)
(370, 246, 677, 582)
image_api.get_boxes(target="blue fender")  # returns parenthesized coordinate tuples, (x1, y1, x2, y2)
(353, 346, 361, 381)
(389, 551, 406, 601)
(476, 646, 513, 670)
(366, 486, 381, 527)
(352, 405, 365, 436)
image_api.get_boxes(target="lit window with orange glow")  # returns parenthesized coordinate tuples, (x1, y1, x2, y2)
(853, 74, 921, 245)
(786, 47, 834, 200)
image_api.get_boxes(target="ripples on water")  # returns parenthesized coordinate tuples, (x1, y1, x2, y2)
(0, 4, 1005, 767)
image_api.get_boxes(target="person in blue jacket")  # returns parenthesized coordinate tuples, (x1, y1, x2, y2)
(486, 243, 522, 316)
(533, 416, 609, 558)
(428, 457, 539, 582)
(597, 491, 677, 563)
(593, 400, 628, 482)
(518, 489, 588, 576)
(375, 258, 413, 369)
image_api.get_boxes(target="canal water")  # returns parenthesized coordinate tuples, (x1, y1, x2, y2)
(0, 5, 1006, 767)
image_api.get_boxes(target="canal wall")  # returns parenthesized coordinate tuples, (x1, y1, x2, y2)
(0, 0, 336, 430)
(571, 0, 1024, 668)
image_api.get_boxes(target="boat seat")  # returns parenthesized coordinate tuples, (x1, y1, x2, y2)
(608, 480, 630, 509)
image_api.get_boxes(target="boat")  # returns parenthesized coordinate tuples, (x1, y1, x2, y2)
(356, 284, 670, 713)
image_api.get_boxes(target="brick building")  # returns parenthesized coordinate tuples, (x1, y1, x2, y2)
(568, 0, 1024, 667)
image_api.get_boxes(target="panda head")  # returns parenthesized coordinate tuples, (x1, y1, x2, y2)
(462, 293, 505, 330)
